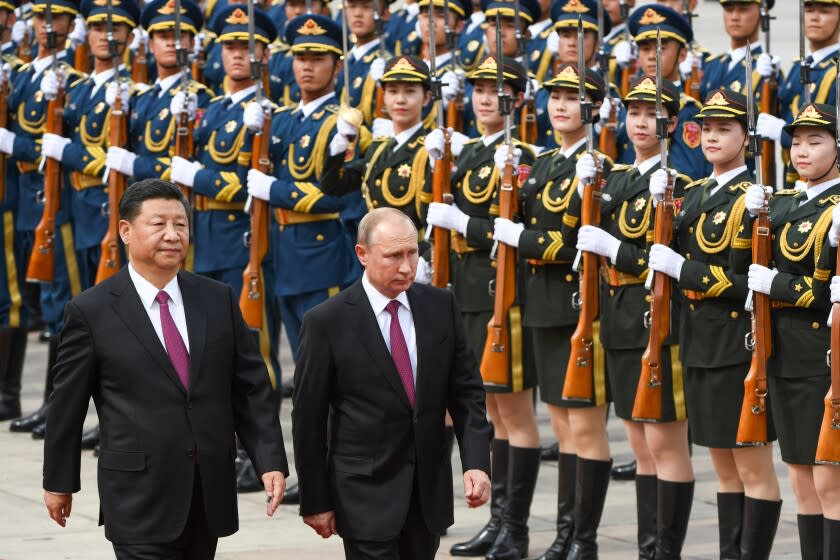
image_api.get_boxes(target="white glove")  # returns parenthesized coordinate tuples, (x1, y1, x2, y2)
(493, 145, 521, 171)
(370, 57, 387, 82)
(328, 132, 349, 156)
(129, 28, 148, 53)
(748, 263, 778, 295)
(371, 118, 394, 137)
(0, 128, 15, 155)
(648, 168, 676, 207)
(546, 31, 559, 55)
(613, 40, 633, 69)
(756, 113, 785, 142)
(575, 153, 597, 197)
(756, 52, 780, 79)
(425, 128, 445, 161)
(243, 101, 266, 132)
(336, 116, 359, 141)
(170, 156, 202, 188)
(744, 184, 769, 217)
(576, 224, 621, 261)
(105, 146, 137, 177)
(192, 32, 205, 58)
(247, 168, 274, 201)
(414, 256, 432, 284)
(426, 202, 469, 235)
(41, 133, 70, 162)
(679, 48, 697, 79)
(40, 70, 61, 100)
(0, 63, 9, 88)
(68, 15, 87, 48)
(170, 91, 198, 120)
(11, 20, 27, 44)
(831, 277, 840, 304)
(105, 81, 130, 108)
(830, 203, 840, 247)
(648, 243, 685, 280)
(493, 217, 524, 248)
(440, 69, 458, 108)
(599, 98, 613, 123)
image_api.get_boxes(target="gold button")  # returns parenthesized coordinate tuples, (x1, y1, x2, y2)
(794, 242, 799, 248)
(565, 274, 573, 282)
(689, 303, 695, 311)
(298, 156, 304, 162)
(315, 233, 324, 241)
(491, 260, 497, 268)
(710, 232, 716, 239)
(155, 129, 160, 134)
(610, 213, 616, 220)
(155, 164, 162, 171)
(291, 192, 298, 198)
(220, 141, 226, 147)
(531, 217, 537, 224)
(685, 253, 691, 260)
(227, 214, 236, 222)
(771, 234, 776, 240)
(645, 294, 653, 303)
(730, 311, 739, 319)
(813, 322, 821, 330)
(92, 122, 98, 128)
(103, 187, 108, 193)
(215, 179, 221, 186)
(609, 288, 615, 296)
(372, 200, 379, 207)
(536, 193, 542, 200)
(281, 159, 287, 165)
(375, 179, 381, 186)
(688, 227, 694, 233)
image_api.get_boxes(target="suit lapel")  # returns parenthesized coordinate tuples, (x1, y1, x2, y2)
(178, 272, 206, 389)
(109, 268, 187, 395)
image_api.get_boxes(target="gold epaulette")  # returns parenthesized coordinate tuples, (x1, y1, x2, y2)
(513, 139, 536, 158)
(17, 62, 32, 72)
(728, 180, 752, 192)
(210, 94, 224, 103)
(684, 178, 706, 190)
(680, 93, 702, 110)
(611, 163, 633, 172)
(818, 194, 840, 207)
(187, 80, 210, 94)
(462, 137, 481, 145)
(536, 146, 561, 159)
(675, 172, 692, 185)
(774, 189, 800, 196)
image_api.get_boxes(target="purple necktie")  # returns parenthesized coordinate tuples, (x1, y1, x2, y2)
(385, 300, 415, 408)
(156, 290, 190, 390)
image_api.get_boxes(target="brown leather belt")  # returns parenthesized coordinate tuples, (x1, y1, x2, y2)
(17, 161, 38, 173)
(193, 195, 246, 212)
(683, 290, 706, 301)
(273, 209, 339, 225)
(70, 171, 102, 191)
(452, 232, 479, 254)
(527, 259, 570, 266)
(602, 265, 645, 287)
(771, 301, 797, 309)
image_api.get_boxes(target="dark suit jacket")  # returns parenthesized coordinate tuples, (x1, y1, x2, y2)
(42, 268, 288, 543)
(292, 280, 491, 541)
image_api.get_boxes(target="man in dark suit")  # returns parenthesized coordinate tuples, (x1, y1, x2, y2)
(292, 207, 492, 559)
(42, 179, 289, 559)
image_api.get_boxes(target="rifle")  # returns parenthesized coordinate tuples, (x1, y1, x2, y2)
(681, 0, 702, 100)
(372, 0, 387, 119)
(428, 0, 452, 288)
(339, 0, 363, 160)
(26, 1, 63, 283)
(758, 1, 776, 188)
(240, 0, 271, 329)
(596, 1, 617, 161)
(815, 53, 840, 465)
(443, 0, 464, 132)
(17, 7, 32, 63)
(618, 0, 635, 97)
(131, 33, 148, 83)
(800, 0, 812, 105)
(480, 16, 517, 387)
(173, 0, 194, 199)
(191, 34, 206, 83)
(633, 28, 673, 422)
(0, 64, 8, 200)
(736, 37, 772, 446)
(96, 0, 127, 284)
(562, 17, 602, 402)
(73, 41, 90, 73)
(511, 0, 535, 144)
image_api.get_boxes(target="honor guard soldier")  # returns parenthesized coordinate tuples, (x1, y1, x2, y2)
(525, 0, 553, 83)
(698, 0, 775, 102)
(267, 0, 287, 33)
(384, 0, 421, 55)
(617, 4, 706, 181)
(104, 0, 212, 184)
(737, 104, 840, 559)
(426, 54, 539, 559)
(758, 0, 840, 188)
(455, 0, 484, 72)
(647, 89, 782, 559)
(244, 13, 362, 357)
(1, 0, 84, 435)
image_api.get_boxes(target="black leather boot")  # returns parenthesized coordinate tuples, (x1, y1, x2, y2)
(0, 328, 25, 421)
(535, 453, 577, 559)
(11, 337, 57, 432)
(450, 439, 509, 556)
(654, 480, 694, 559)
(80, 425, 100, 449)
(797, 514, 824, 560)
(739, 497, 781, 560)
(567, 458, 613, 560)
(485, 446, 541, 560)
(824, 517, 840, 560)
(717, 492, 744, 560)
(636, 475, 658, 560)
(611, 459, 637, 481)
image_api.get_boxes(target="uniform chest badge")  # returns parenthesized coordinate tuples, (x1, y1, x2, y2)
(352, 76, 363, 89)
(530, 50, 540, 62)
(94, 101, 105, 114)
(34, 90, 43, 103)
(225, 120, 237, 133)
(397, 163, 411, 178)
(478, 165, 491, 180)
(633, 197, 646, 211)
(559, 177, 571, 191)
(300, 134, 311, 148)
(601, 193, 612, 202)
(798, 220, 813, 234)
(683, 121, 701, 149)
(467, 40, 479, 52)
(730, 81, 741, 93)
(712, 210, 727, 225)
(159, 108, 169, 120)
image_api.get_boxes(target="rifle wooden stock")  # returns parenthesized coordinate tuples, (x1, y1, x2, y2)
(759, 77, 777, 188)
(815, 244, 840, 464)
(632, 179, 674, 421)
(132, 39, 148, 84)
(239, 112, 272, 329)
(736, 202, 772, 445)
(26, 88, 65, 283)
(446, 96, 464, 133)
(191, 52, 205, 84)
(374, 86, 385, 119)
(74, 42, 90, 73)
(619, 60, 633, 97)
(431, 135, 452, 288)
(95, 94, 127, 284)
(0, 72, 8, 200)
(598, 101, 618, 161)
(685, 57, 702, 100)
(174, 109, 194, 199)
(562, 172, 602, 401)
(480, 159, 518, 386)
(519, 100, 537, 145)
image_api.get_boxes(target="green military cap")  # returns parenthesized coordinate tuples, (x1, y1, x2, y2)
(783, 104, 838, 137)
(542, 62, 606, 103)
(380, 55, 431, 88)
(623, 75, 680, 117)
(467, 54, 528, 93)
(695, 88, 749, 125)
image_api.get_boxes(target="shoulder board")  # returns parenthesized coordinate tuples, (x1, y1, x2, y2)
(679, 93, 702, 110)
(17, 62, 32, 72)
(540, 28, 552, 39)
(1, 54, 23, 67)
(818, 194, 840, 207)
(675, 172, 692, 185)
(611, 163, 633, 172)
(133, 82, 153, 95)
(536, 146, 561, 159)
(273, 104, 292, 114)
(462, 138, 481, 145)
(371, 135, 391, 142)
(684, 178, 707, 190)
(712, 53, 728, 63)
(210, 95, 225, 103)
(593, 150, 614, 168)
(728, 181, 752, 192)
(324, 104, 339, 113)
(513, 139, 535, 157)
(187, 81, 210, 94)
(774, 189, 800, 196)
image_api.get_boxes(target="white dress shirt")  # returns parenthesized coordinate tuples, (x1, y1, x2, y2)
(803, 177, 840, 203)
(128, 263, 190, 353)
(361, 272, 417, 382)
(394, 122, 423, 151)
(709, 165, 749, 198)
(154, 73, 181, 97)
(296, 91, 335, 119)
(635, 154, 662, 176)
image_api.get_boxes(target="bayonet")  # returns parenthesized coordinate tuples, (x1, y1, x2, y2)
(800, 0, 811, 104)
(372, 0, 386, 60)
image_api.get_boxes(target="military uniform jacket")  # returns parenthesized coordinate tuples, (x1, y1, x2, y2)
(127, 78, 212, 181)
(527, 20, 554, 85)
(7, 55, 82, 231)
(265, 94, 362, 296)
(456, 20, 485, 72)
(673, 170, 752, 369)
(730, 185, 839, 379)
(450, 134, 534, 313)
(335, 41, 391, 126)
(385, 6, 421, 56)
(191, 90, 262, 273)
(0, 52, 24, 215)
(699, 44, 765, 102)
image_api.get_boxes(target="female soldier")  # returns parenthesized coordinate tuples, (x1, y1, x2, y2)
(648, 89, 781, 559)
(493, 62, 613, 560)
(426, 55, 539, 560)
(576, 75, 695, 559)
(742, 104, 840, 559)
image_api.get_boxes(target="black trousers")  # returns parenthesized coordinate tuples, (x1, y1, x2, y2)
(112, 468, 218, 560)
(342, 486, 440, 560)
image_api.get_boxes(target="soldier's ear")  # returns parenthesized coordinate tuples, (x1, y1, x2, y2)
(676, 44, 687, 65)
(667, 115, 678, 136)
(423, 90, 432, 107)
(452, 15, 464, 34)
(513, 90, 525, 109)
